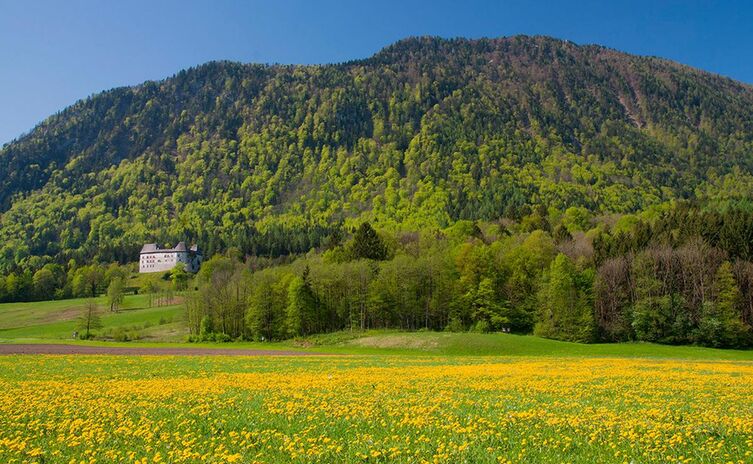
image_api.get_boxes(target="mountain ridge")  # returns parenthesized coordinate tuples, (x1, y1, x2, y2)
(6, 34, 752, 148)
(2, 34, 753, 270)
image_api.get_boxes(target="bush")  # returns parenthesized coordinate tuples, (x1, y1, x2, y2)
(113, 328, 128, 342)
(199, 316, 213, 339)
(187, 331, 233, 343)
(212, 332, 232, 342)
(444, 318, 465, 333)
(471, 320, 491, 333)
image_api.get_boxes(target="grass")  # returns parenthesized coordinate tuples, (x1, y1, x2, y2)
(2, 295, 753, 360)
(4, 327, 753, 361)
(306, 330, 753, 359)
(0, 294, 183, 340)
(2, 297, 753, 462)
(1, 354, 752, 463)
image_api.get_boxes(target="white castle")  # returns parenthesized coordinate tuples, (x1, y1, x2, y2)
(139, 242, 203, 273)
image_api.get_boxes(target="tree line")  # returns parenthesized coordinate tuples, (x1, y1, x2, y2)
(0, 262, 126, 303)
(0, 259, 188, 308)
(187, 212, 753, 348)
(5, 202, 753, 349)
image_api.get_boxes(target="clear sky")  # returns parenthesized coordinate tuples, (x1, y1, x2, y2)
(2, 0, 752, 145)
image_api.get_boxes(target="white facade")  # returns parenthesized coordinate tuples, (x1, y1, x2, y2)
(139, 242, 202, 273)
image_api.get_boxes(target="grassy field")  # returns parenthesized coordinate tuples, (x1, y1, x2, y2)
(4, 296, 753, 360)
(5, 326, 753, 360)
(4, 294, 753, 360)
(1, 354, 752, 463)
(2, 299, 753, 462)
(297, 330, 753, 359)
(0, 294, 184, 341)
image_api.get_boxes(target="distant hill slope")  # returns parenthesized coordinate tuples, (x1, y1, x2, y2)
(2, 35, 753, 270)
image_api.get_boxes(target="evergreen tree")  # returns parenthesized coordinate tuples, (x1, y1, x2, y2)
(696, 262, 751, 347)
(285, 268, 318, 336)
(467, 277, 507, 332)
(535, 254, 595, 342)
(247, 273, 287, 341)
(349, 222, 388, 261)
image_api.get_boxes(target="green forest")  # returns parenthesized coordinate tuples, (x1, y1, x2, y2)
(182, 209, 753, 348)
(3, 36, 753, 347)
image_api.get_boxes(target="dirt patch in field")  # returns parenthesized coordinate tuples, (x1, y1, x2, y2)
(350, 334, 441, 350)
(138, 322, 189, 342)
(39, 305, 86, 324)
(0, 344, 324, 356)
(147, 296, 185, 307)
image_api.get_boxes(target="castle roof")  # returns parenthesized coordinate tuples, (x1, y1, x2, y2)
(140, 243, 158, 253)
(140, 241, 197, 254)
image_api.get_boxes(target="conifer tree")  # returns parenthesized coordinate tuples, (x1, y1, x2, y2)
(535, 254, 594, 342)
(285, 267, 318, 336)
(350, 222, 388, 261)
(697, 261, 751, 347)
(468, 277, 507, 332)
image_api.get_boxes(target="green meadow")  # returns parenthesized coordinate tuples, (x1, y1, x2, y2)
(0, 294, 183, 341)
(2, 296, 753, 463)
(2, 353, 753, 463)
(3, 295, 753, 361)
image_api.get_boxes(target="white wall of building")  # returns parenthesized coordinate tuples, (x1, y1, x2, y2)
(139, 251, 201, 273)
(139, 242, 202, 274)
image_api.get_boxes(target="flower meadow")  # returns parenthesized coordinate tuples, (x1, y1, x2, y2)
(1, 355, 752, 463)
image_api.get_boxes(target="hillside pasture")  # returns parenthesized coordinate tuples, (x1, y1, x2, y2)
(0, 294, 185, 341)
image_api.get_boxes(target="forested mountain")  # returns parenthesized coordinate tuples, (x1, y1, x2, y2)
(3, 35, 753, 272)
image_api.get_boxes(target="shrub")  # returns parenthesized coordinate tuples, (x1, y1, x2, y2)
(444, 318, 465, 333)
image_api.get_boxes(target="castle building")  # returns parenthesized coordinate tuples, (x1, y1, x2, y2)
(139, 242, 203, 273)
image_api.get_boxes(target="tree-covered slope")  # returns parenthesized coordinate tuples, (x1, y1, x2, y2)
(2, 35, 753, 271)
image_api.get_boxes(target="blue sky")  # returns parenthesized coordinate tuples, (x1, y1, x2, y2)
(2, 0, 752, 145)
